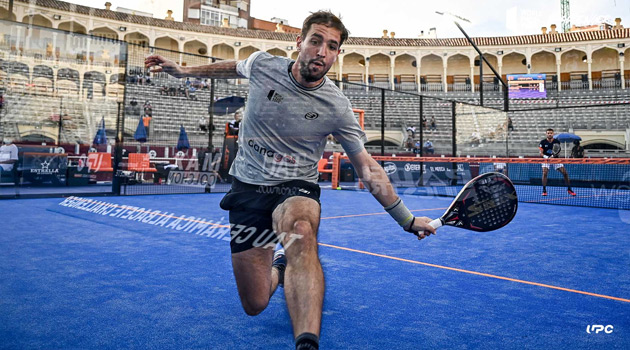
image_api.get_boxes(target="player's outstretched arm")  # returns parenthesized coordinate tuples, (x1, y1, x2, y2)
(145, 54, 241, 79)
(347, 149, 436, 239)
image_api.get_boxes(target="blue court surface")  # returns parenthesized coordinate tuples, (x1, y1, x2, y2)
(1, 190, 629, 349)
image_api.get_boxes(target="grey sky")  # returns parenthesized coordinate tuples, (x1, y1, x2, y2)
(59, 0, 630, 38)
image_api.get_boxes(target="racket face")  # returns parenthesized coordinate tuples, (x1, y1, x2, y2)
(552, 143, 561, 156)
(441, 172, 518, 232)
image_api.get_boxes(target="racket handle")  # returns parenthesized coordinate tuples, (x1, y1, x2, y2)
(429, 218, 443, 230)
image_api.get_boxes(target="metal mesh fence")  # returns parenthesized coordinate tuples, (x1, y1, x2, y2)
(1, 19, 628, 199)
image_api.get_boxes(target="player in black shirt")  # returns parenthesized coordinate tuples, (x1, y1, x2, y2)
(539, 128, 575, 196)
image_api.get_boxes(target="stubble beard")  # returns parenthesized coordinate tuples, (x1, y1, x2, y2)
(299, 59, 328, 83)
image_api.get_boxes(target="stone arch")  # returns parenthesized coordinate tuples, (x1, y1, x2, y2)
(368, 53, 390, 75)
(560, 49, 588, 73)
(183, 39, 208, 56)
(446, 54, 470, 75)
(530, 50, 556, 73)
(211, 43, 235, 60)
(394, 53, 416, 76)
(420, 54, 443, 89)
(124, 32, 150, 47)
(91, 26, 118, 41)
(582, 139, 624, 149)
(591, 47, 620, 72)
(502, 52, 527, 74)
(238, 46, 260, 60)
(21, 14, 52, 28)
(154, 36, 180, 63)
(58, 21, 87, 34)
(267, 48, 287, 57)
(341, 52, 365, 83)
(0, 8, 16, 21)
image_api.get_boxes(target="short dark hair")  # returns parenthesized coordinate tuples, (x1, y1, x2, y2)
(301, 11, 349, 47)
(546, 128, 554, 132)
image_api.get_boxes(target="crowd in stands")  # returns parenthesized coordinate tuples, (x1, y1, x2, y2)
(159, 77, 210, 100)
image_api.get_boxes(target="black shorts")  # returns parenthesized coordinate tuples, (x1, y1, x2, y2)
(219, 178, 321, 253)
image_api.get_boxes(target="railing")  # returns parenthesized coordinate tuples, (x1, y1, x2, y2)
(592, 78, 621, 90)
(393, 82, 418, 92)
(421, 83, 444, 92)
(447, 83, 470, 92)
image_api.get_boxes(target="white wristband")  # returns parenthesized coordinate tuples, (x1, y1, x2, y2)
(384, 198, 414, 227)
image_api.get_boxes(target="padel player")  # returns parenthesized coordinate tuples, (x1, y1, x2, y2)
(145, 11, 435, 350)
(539, 128, 575, 196)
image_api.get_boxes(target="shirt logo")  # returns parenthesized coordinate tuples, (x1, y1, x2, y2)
(267, 90, 283, 103)
(304, 112, 319, 120)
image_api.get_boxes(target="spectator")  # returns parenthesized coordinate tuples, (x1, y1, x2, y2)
(405, 125, 415, 151)
(160, 85, 168, 95)
(179, 84, 188, 98)
(571, 140, 585, 158)
(128, 98, 141, 115)
(508, 116, 514, 131)
(199, 116, 208, 132)
(228, 110, 243, 136)
(143, 100, 153, 117)
(168, 81, 177, 96)
(470, 131, 481, 147)
(185, 77, 191, 88)
(202, 79, 209, 90)
(0, 137, 18, 182)
(0, 93, 4, 115)
(142, 114, 152, 136)
(188, 85, 197, 100)
(429, 116, 437, 131)
(423, 140, 434, 155)
(128, 70, 137, 84)
(406, 125, 416, 138)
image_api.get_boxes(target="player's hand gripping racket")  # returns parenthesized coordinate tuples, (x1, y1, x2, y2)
(424, 172, 518, 234)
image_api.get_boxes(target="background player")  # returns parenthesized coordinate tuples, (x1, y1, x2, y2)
(539, 128, 575, 196)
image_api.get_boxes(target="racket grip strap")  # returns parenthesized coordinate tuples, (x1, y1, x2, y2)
(429, 218, 443, 229)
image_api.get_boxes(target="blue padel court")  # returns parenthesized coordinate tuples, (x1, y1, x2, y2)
(1, 190, 629, 349)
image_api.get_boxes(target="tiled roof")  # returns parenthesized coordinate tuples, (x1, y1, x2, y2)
(17, 0, 630, 46)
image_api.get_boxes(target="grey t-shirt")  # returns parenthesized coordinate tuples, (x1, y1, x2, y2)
(230, 52, 366, 185)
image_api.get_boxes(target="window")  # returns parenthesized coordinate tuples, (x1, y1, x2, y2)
(188, 9, 200, 19)
(201, 9, 222, 26)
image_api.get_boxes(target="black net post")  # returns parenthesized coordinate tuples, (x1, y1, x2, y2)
(419, 95, 423, 157)
(504, 81, 510, 157)
(479, 53, 484, 107)
(451, 101, 457, 157)
(112, 101, 124, 195)
(208, 58, 216, 150)
(380, 88, 385, 159)
(56, 97, 63, 145)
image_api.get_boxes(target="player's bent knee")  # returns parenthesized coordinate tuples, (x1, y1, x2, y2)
(283, 220, 317, 255)
(293, 220, 315, 236)
(240, 296, 269, 316)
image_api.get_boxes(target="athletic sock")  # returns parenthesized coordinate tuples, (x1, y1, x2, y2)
(542, 186, 547, 192)
(295, 332, 319, 350)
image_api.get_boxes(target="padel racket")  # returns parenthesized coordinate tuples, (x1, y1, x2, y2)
(551, 143, 562, 158)
(426, 172, 518, 232)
